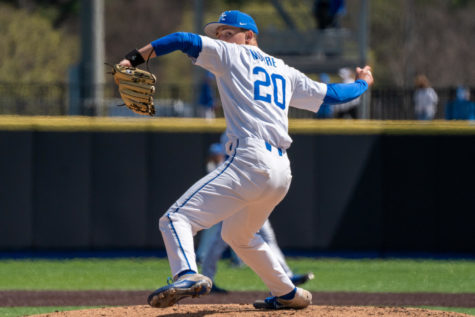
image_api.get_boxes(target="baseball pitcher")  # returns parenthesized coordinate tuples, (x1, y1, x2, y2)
(116, 10, 373, 310)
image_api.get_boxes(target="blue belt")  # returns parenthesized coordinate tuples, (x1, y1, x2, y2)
(265, 141, 283, 156)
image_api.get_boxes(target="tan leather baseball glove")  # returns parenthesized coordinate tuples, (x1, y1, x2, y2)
(112, 64, 157, 116)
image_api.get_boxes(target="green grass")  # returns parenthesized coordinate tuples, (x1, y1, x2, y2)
(0, 258, 474, 293)
(0, 258, 474, 316)
(0, 307, 100, 317)
(0, 258, 163, 290)
(280, 258, 475, 293)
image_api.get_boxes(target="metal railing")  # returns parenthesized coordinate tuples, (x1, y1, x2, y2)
(0, 82, 472, 120)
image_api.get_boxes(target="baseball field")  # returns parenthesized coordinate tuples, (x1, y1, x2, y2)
(0, 257, 474, 316)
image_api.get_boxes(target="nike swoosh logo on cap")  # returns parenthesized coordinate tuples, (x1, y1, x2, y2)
(239, 22, 246, 25)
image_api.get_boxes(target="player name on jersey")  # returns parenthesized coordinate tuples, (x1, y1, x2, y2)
(249, 49, 277, 68)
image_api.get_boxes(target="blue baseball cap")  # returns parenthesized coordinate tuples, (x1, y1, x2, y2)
(209, 143, 225, 156)
(204, 10, 259, 38)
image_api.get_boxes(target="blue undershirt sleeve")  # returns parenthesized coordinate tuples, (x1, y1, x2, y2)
(323, 79, 369, 105)
(150, 32, 202, 58)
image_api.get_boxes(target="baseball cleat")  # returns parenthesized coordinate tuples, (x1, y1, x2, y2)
(253, 287, 312, 310)
(290, 272, 315, 286)
(147, 273, 212, 308)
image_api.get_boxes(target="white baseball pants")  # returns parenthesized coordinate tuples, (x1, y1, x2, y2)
(201, 219, 293, 281)
(158, 137, 294, 296)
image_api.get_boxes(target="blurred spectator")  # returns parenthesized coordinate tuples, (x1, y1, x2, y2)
(333, 68, 360, 119)
(201, 219, 314, 293)
(197, 71, 216, 119)
(196, 137, 243, 270)
(413, 74, 438, 120)
(205, 142, 225, 173)
(198, 138, 314, 294)
(316, 73, 333, 119)
(445, 86, 475, 120)
(195, 142, 226, 264)
(312, 0, 346, 30)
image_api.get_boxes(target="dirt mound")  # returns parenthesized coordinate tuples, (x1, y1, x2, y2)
(31, 304, 472, 317)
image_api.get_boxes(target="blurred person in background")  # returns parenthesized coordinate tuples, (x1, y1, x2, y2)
(205, 142, 225, 174)
(197, 71, 217, 119)
(195, 142, 226, 264)
(312, 0, 346, 30)
(199, 139, 314, 294)
(445, 86, 475, 120)
(315, 73, 333, 119)
(414, 74, 438, 120)
(201, 218, 314, 294)
(196, 140, 243, 268)
(332, 68, 360, 119)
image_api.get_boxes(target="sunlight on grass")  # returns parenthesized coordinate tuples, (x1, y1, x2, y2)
(0, 306, 101, 317)
(0, 258, 474, 293)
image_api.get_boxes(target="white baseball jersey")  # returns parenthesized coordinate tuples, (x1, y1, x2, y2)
(194, 36, 327, 150)
(159, 36, 328, 297)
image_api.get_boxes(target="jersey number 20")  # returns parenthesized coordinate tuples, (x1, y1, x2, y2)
(253, 67, 286, 110)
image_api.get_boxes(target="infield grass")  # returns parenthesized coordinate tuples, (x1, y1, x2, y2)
(0, 257, 474, 293)
(0, 258, 474, 316)
(0, 307, 99, 317)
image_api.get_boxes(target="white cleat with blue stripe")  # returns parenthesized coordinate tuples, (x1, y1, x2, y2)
(147, 273, 213, 308)
(253, 287, 312, 310)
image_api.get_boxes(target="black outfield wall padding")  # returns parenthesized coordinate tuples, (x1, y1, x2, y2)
(90, 132, 148, 248)
(0, 131, 34, 249)
(1, 118, 474, 253)
(33, 132, 92, 249)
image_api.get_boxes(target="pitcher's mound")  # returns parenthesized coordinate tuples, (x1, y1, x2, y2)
(33, 304, 471, 317)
